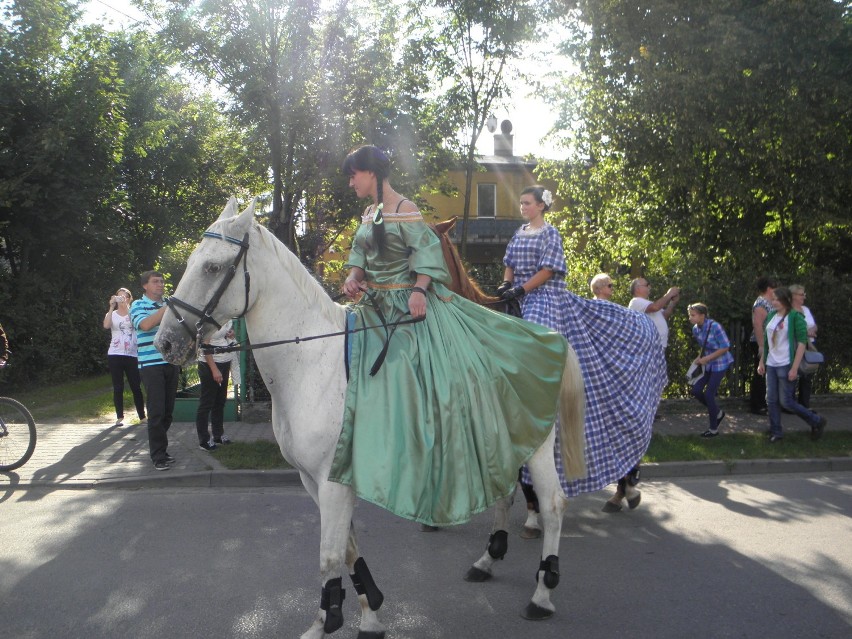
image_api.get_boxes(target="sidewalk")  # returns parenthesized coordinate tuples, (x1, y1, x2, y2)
(2, 400, 850, 490)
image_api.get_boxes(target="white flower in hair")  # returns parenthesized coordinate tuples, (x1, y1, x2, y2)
(541, 189, 553, 207)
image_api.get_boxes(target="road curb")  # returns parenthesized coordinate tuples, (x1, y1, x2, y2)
(6, 469, 304, 490)
(642, 456, 852, 479)
(8, 460, 851, 490)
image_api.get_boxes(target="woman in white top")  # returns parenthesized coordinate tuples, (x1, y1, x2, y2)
(789, 284, 817, 408)
(102, 288, 146, 426)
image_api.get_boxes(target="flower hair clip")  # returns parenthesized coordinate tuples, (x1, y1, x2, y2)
(541, 189, 553, 207)
(373, 202, 384, 225)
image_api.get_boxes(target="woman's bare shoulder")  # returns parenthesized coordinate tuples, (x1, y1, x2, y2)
(396, 198, 419, 213)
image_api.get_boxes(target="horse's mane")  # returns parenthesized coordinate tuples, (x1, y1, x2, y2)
(254, 224, 346, 325)
(430, 218, 501, 307)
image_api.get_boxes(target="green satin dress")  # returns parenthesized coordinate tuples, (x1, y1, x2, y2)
(328, 209, 567, 525)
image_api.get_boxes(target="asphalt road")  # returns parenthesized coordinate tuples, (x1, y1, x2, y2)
(1, 474, 850, 639)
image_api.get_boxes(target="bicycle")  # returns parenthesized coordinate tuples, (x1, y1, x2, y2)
(0, 330, 36, 471)
(0, 350, 36, 472)
(0, 397, 37, 472)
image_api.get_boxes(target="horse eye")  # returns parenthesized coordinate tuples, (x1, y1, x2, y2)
(205, 263, 223, 274)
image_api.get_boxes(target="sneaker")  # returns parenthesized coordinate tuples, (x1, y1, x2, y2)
(701, 429, 719, 438)
(811, 416, 827, 441)
(164, 452, 175, 463)
(769, 434, 783, 443)
(153, 460, 170, 471)
(199, 441, 218, 452)
(115, 418, 124, 426)
(213, 435, 232, 445)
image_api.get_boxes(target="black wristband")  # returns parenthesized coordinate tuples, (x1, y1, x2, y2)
(411, 286, 428, 297)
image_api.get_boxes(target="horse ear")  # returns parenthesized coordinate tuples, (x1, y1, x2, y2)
(216, 197, 239, 221)
(229, 198, 256, 234)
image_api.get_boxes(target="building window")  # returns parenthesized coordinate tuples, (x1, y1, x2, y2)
(477, 183, 496, 218)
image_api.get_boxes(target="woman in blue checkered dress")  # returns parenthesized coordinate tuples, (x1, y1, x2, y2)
(499, 186, 667, 501)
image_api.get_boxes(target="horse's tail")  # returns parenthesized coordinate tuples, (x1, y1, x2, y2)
(558, 343, 586, 479)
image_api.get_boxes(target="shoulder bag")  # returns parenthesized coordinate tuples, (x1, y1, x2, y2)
(798, 341, 824, 376)
(686, 320, 712, 386)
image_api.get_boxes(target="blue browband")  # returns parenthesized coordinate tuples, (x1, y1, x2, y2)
(203, 231, 248, 247)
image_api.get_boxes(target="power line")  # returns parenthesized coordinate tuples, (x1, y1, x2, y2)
(88, 0, 148, 25)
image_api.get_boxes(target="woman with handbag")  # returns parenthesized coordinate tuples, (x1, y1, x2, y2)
(687, 304, 734, 438)
(757, 287, 827, 442)
(789, 284, 818, 408)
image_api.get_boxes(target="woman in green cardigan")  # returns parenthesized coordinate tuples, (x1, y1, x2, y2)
(757, 287, 827, 443)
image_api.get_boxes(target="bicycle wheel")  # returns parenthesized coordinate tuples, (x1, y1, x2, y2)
(0, 397, 37, 471)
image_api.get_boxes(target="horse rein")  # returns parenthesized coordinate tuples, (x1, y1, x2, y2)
(167, 229, 423, 374)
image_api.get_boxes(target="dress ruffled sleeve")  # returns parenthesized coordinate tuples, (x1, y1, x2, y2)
(345, 224, 367, 270)
(400, 220, 450, 285)
(540, 226, 567, 275)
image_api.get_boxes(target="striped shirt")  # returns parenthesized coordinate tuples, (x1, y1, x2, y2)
(130, 295, 167, 367)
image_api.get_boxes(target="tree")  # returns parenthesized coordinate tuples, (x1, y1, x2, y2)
(0, 5, 262, 385)
(109, 30, 264, 275)
(541, 0, 852, 393)
(1, 2, 129, 382)
(144, 0, 328, 247)
(407, 0, 539, 258)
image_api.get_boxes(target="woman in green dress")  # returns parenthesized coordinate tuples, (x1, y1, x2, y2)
(329, 145, 577, 527)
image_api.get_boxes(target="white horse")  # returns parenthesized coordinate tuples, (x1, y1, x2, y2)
(154, 199, 586, 639)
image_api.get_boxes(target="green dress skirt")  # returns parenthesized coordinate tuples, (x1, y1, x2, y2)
(328, 210, 568, 526)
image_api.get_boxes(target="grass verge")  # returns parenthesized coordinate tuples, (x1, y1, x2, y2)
(12, 374, 121, 423)
(214, 441, 291, 470)
(643, 431, 852, 463)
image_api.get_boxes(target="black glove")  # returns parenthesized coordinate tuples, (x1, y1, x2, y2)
(501, 285, 526, 301)
(495, 280, 513, 297)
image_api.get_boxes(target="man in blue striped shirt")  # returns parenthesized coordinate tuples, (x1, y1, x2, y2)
(130, 271, 180, 471)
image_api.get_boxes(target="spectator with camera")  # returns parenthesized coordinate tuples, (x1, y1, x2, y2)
(102, 287, 145, 427)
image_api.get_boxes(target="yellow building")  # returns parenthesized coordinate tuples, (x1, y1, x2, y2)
(420, 120, 559, 265)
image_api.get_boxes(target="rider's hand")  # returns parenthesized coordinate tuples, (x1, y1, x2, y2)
(409, 289, 427, 318)
(342, 278, 365, 299)
(496, 280, 513, 297)
(501, 285, 526, 301)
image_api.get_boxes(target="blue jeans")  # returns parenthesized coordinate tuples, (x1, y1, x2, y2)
(766, 364, 821, 438)
(691, 368, 727, 430)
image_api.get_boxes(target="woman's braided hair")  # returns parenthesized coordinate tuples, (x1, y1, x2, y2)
(343, 145, 391, 252)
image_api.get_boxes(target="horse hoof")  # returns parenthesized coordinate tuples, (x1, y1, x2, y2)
(356, 632, 386, 639)
(602, 500, 623, 513)
(627, 493, 641, 510)
(520, 526, 542, 539)
(521, 602, 554, 620)
(420, 523, 440, 532)
(464, 566, 492, 582)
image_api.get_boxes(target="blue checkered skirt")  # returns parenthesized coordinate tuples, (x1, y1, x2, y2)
(520, 289, 667, 496)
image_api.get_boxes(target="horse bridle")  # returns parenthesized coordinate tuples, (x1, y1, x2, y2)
(167, 227, 424, 376)
(165, 230, 251, 344)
